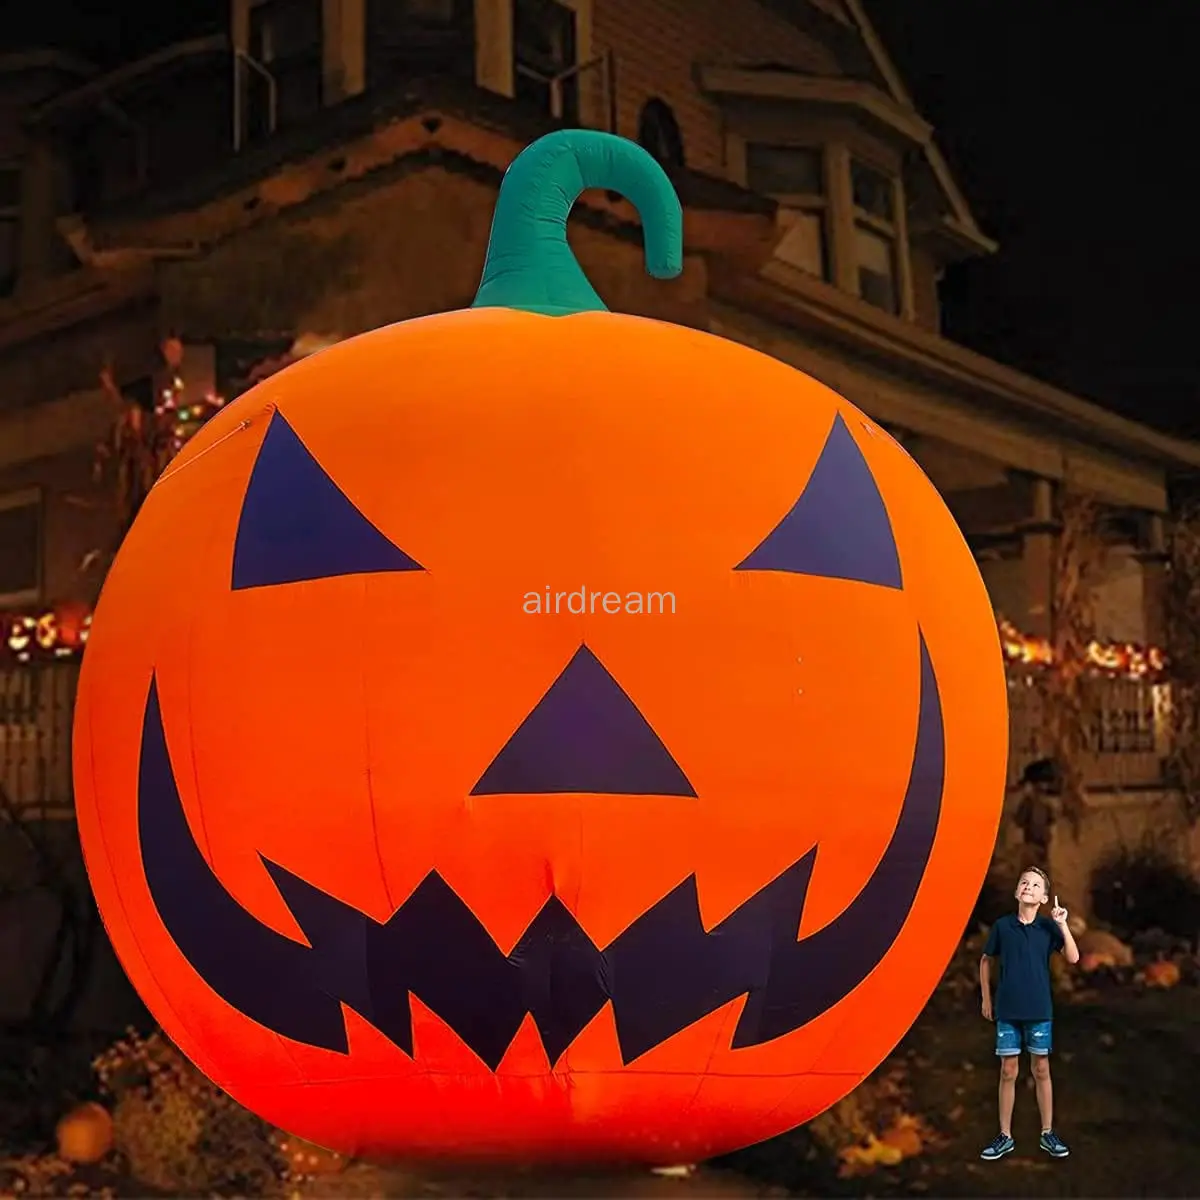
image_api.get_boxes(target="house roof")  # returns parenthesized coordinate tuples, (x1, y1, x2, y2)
(841, 1, 982, 224)
(701, 0, 996, 257)
(836, 0, 994, 254)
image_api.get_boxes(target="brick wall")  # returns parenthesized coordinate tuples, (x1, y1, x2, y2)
(592, 0, 841, 175)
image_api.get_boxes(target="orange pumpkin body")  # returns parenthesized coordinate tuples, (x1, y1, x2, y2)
(74, 133, 1007, 1165)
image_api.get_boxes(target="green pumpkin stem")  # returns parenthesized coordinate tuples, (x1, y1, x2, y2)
(471, 130, 684, 317)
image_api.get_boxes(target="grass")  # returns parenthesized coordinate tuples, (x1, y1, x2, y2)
(4, 969, 1198, 1197)
(725, 977, 1200, 1197)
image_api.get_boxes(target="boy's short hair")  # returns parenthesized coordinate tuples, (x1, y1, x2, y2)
(1018, 866, 1051, 891)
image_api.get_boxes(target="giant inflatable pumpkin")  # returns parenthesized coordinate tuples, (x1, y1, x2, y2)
(74, 131, 1008, 1165)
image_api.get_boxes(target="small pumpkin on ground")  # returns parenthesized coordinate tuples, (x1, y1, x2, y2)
(1141, 959, 1182, 989)
(1077, 930, 1134, 969)
(55, 1102, 114, 1164)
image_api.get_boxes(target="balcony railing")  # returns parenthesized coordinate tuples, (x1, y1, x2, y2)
(1007, 670, 1170, 791)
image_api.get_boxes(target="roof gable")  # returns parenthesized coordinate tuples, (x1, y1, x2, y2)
(839, 0, 990, 246)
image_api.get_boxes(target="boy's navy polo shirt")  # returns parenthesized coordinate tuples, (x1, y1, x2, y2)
(983, 913, 1065, 1022)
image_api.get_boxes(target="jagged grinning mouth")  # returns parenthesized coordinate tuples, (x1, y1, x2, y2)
(134, 632, 944, 1070)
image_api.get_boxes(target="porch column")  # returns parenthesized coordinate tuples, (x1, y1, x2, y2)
(1018, 475, 1056, 639)
(1138, 512, 1168, 648)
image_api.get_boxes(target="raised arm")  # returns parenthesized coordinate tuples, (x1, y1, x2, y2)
(1051, 896, 1080, 964)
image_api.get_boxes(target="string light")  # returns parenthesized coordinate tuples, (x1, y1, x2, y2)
(153, 372, 226, 457)
(2, 605, 92, 664)
(997, 617, 1166, 681)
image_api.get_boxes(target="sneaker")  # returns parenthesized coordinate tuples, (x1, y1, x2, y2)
(1040, 1130, 1070, 1158)
(980, 1133, 1015, 1160)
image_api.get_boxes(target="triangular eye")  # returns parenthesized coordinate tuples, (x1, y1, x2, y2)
(735, 413, 902, 589)
(232, 411, 424, 590)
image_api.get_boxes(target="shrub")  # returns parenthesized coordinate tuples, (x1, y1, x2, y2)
(1089, 843, 1200, 945)
(93, 1029, 284, 1195)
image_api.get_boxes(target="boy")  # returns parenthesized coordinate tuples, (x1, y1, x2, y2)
(978, 866, 1079, 1161)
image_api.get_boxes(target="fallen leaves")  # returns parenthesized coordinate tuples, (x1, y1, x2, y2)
(836, 1113, 941, 1178)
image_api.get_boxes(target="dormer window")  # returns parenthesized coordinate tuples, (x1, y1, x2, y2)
(745, 143, 830, 282)
(851, 158, 900, 314)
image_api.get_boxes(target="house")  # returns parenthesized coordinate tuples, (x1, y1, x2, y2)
(0, 0, 1196, 909)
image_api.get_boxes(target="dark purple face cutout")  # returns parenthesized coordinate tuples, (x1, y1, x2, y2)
(232, 411, 424, 590)
(135, 632, 943, 1070)
(471, 646, 697, 797)
(736, 413, 903, 589)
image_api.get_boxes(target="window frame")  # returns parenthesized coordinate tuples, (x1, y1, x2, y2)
(0, 487, 44, 609)
(511, 0, 589, 123)
(637, 98, 685, 170)
(476, 0, 595, 125)
(247, 0, 325, 132)
(849, 154, 905, 317)
(737, 134, 916, 320)
(742, 141, 833, 284)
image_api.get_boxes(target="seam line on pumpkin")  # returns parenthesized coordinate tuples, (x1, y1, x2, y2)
(155, 418, 255, 487)
(193, 499, 314, 1088)
(259, 1069, 867, 1086)
(361, 572, 395, 913)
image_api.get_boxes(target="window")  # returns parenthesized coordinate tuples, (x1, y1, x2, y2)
(746, 143, 822, 195)
(0, 164, 19, 297)
(637, 99, 685, 169)
(0, 490, 42, 606)
(851, 158, 900, 314)
(513, 0, 579, 124)
(746, 144, 829, 281)
(247, 0, 323, 137)
(366, 0, 473, 82)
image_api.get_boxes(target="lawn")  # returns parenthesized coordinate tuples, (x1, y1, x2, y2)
(724, 973, 1200, 1198)
(4, 957, 1198, 1197)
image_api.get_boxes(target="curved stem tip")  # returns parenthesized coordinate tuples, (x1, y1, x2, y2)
(471, 129, 684, 317)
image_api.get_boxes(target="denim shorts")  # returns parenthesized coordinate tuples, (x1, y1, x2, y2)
(995, 1018, 1052, 1056)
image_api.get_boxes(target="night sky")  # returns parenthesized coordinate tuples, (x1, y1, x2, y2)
(866, 1, 1200, 437)
(4, 2, 1197, 437)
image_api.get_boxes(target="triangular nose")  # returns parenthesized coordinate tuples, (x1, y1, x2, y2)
(471, 646, 697, 797)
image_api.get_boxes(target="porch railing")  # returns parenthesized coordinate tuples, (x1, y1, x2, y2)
(1007, 670, 1170, 791)
(0, 661, 79, 820)
(0, 659, 1175, 821)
